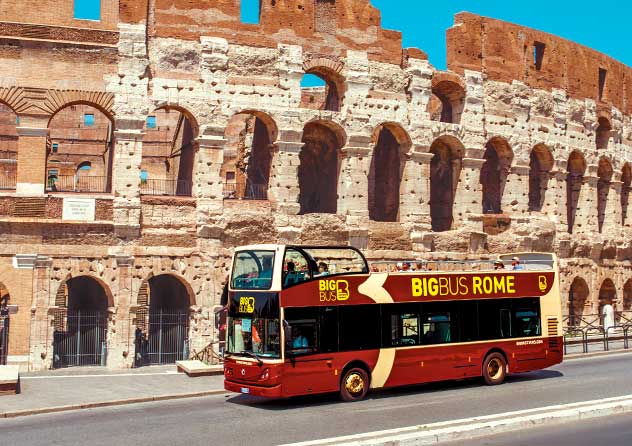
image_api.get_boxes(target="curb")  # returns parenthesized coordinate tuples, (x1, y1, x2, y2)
(281, 395, 632, 446)
(564, 348, 632, 360)
(0, 389, 228, 419)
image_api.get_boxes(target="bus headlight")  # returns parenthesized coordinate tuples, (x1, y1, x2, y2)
(260, 368, 270, 380)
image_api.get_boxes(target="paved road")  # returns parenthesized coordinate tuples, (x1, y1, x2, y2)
(2, 353, 632, 446)
(446, 412, 632, 446)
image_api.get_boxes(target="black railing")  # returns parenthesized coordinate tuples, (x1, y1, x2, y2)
(562, 312, 632, 355)
(223, 183, 268, 200)
(0, 172, 17, 190)
(0, 313, 8, 365)
(140, 179, 192, 197)
(46, 175, 109, 193)
(134, 311, 189, 366)
(52, 310, 108, 368)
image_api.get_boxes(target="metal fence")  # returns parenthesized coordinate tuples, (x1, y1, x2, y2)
(0, 172, 17, 190)
(134, 311, 189, 366)
(563, 312, 632, 354)
(53, 311, 108, 368)
(140, 179, 192, 196)
(0, 314, 8, 365)
(46, 175, 109, 193)
(223, 183, 268, 200)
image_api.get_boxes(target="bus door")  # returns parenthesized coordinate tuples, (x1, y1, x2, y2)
(283, 307, 339, 395)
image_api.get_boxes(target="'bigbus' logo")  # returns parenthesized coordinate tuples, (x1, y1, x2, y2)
(239, 297, 255, 314)
(319, 280, 350, 302)
(538, 276, 548, 292)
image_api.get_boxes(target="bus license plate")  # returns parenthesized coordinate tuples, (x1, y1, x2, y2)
(240, 387, 250, 394)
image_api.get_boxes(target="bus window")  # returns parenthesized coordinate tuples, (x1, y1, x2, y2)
(515, 309, 541, 337)
(319, 307, 338, 353)
(231, 250, 275, 290)
(383, 303, 421, 347)
(422, 312, 452, 345)
(339, 305, 381, 351)
(285, 308, 319, 355)
(283, 249, 311, 288)
(499, 309, 512, 338)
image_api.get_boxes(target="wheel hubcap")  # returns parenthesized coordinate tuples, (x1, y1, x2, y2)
(345, 373, 365, 394)
(487, 358, 502, 380)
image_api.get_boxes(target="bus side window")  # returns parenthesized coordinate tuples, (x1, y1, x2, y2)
(422, 312, 452, 345)
(499, 309, 512, 338)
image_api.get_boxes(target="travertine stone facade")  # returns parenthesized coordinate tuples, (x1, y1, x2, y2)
(1, 1, 632, 370)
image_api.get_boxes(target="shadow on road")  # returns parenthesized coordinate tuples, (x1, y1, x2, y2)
(225, 369, 564, 410)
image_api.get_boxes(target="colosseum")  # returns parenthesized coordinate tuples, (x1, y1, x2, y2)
(0, 1, 631, 371)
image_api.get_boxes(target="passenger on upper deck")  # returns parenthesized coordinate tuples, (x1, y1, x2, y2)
(316, 261, 330, 277)
(494, 259, 505, 270)
(511, 257, 525, 271)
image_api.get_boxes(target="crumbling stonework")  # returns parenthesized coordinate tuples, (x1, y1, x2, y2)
(1, 1, 632, 370)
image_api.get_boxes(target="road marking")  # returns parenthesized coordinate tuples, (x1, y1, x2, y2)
(21, 371, 181, 380)
(280, 394, 632, 446)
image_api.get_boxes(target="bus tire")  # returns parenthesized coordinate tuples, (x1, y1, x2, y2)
(482, 352, 507, 386)
(340, 367, 369, 402)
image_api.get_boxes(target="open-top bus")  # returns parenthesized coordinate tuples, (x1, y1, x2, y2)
(223, 245, 563, 401)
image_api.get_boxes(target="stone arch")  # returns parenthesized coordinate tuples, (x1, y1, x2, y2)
(596, 117, 611, 150)
(597, 157, 614, 233)
(528, 144, 554, 212)
(141, 106, 199, 197)
(0, 101, 18, 191)
(623, 280, 632, 316)
(368, 123, 411, 222)
(568, 277, 589, 326)
(430, 135, 464, 231)
(481, 137, 513, 214)
(298, 120, 346, 214)
(47, 103, 114, 193)
(222, 110, 278, 200)
(55, 274, 114, 310)
(301, 60, 345, 112)
(566, 151, 587, 234)
(429, 74, 466, 124)
(598, 278, 617, 319)
(621, 163, 631, 225)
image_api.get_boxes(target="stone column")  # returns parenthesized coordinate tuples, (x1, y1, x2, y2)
(575, 175, 599, 235)
(196, 133, 226, 237)
(28, 255, 52, 371)
(502, 164, 530, 216)
(111, 123, 145, 239)
(15, 125, 49, 195)
(545, 169, 568, 229)
(269, 132, 303, 216)
(400, 151, 433, 226)
(111, 255, 135, 369)
(338, 144, 371, 218)
(453, 157, 485, 227)
(603, 179, 622, 235)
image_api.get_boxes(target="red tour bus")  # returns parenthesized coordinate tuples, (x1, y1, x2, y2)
(223, 245, 563, 401)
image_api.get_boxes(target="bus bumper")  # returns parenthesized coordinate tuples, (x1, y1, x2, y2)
(224, 380, 283, 398)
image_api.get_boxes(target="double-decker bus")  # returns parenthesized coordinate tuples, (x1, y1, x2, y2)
(223, 245, 562, 402)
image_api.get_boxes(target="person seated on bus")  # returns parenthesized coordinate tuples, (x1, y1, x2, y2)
(494, 259, 505, 270)
(315, 261, 330, 277)
(259, 256, 274, 280)
(283, 261, 299, 287)
(511, 257, 525, 271)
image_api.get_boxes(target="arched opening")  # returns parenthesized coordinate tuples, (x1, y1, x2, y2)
(298, 121, 345, 214)
(141, 107, 197, 196)
(481, 137, 513, 214)
(597, 158, 613, 233)
(598, 278, 617, 323)
(623, 279, 632, 315)
(568, 277, 589, 326)
(596, 117, 611, 150)
(621, 163, 631, 226)
(0, 282, 10, 365)
(528, 144, 554, 211)
(300, 68, 344, 112)
(429, 136, 464, 231)
(222, 111, 277, 200)
(0, 103, 18, 191)
(47, 104, 113, 193)
(429, 80, 465, 124)
(368, 124, 410, 222)
(135, 275, 191, 366)
(52, 276, 110, 368)
(566, 151, 586, 234)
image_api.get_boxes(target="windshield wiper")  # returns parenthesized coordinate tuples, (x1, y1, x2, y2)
(239, 351, 263, 367)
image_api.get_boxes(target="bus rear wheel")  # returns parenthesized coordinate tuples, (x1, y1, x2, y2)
(340, 367, 369, 402)
(482, 352, 507, 386)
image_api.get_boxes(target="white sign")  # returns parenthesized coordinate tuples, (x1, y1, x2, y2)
(62, 198, 96, 222)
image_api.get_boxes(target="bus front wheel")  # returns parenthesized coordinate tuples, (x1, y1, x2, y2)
(482, 352, 507, 386)
(340, 367, 369, 402)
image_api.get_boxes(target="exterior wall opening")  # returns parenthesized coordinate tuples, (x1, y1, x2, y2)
(596, 117, 611, 150)
(368, 124, 408, 222)
(598, 68, 607, 101)
(240, 0, 261, 24)
(0, 103, 18, 191)
(566, 151, 587, 233)
(53, 276, 109, 368)
(135, 275, 191, 366)
(621, 163, 631, 225)
(429, 81, 465, 124)
(222, 112, 276, 200)
(598, 279, 616, 322)
(430, 136, 463, 231)
(299, 121, 344, 214)
(528, 144, 553, 211)
(533, 42, 545, 70)
(481, 137, 513, 214)
(597, 158, 613, 233)
(141, 108, 197, 196)
(568, 277, 589, 326)
(300, 69, 343, 112)
(623, 280, 632, 320)
(47, 104, 113, 194)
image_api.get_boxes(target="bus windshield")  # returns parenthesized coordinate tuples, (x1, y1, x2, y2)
(231, 250, 275, 290)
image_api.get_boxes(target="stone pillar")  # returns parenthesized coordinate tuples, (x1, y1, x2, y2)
(400, 151, 433, 226)
(269, 132, 303, 215)
(15, 125, 49, 195)
(111, 255, 135, 369)
(603, 180, 623, 235)
(575, 175, 599, 235)
(545, 169, 568, 229)
(453, 157, 485, 226)
(338, 143, 371, 217)
(28, 255, 52, 371)
(196, 133, 226, 236)
(502, 164, 530, 216)
(111, 123, 145, 238)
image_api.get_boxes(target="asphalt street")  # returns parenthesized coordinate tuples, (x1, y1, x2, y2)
(2, 353, 632, 446)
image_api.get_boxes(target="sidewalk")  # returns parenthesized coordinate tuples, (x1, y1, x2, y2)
(0, 364, 226, 418)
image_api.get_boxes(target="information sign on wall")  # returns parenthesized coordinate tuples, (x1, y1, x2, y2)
(62, 198, 96, 222)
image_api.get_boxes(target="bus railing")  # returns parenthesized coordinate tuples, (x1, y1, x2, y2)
(369, 258, 554, 273)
